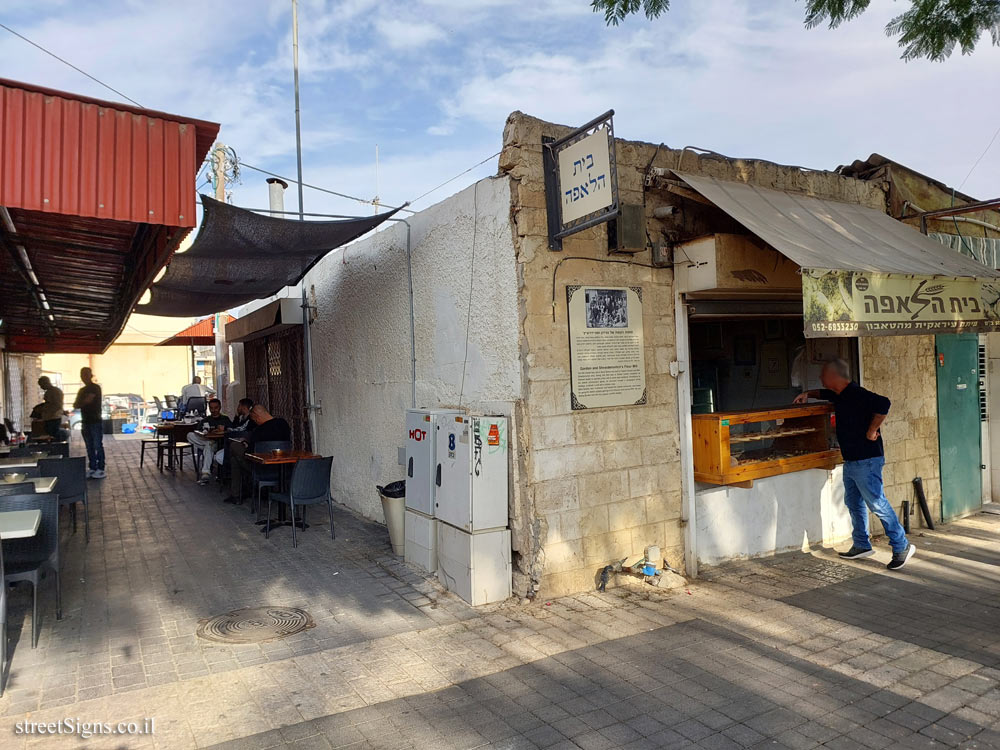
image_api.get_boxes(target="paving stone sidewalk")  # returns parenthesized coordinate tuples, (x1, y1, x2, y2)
(1, 437, 998, 749)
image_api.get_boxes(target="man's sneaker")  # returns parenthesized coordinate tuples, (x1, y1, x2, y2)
(887, 543, 916, 571)
(92, 469, 107, 479)
(838, 545, 875, 559)
(85, 469, 95, 479)
(198, 473, 211, 485)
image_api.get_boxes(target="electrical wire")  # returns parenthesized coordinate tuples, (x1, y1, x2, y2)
(551, 256, 661, 321)
(0, 21, 500, 222)
(238, 162, 415, 214)
(959, 122, 1000, 191)
(410, 152, 501, 206)
(458, 181, 479, 408)
(0, 23, 144, 108)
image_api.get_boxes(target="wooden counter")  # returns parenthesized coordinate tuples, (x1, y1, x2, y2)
(692, 404, 840, 488)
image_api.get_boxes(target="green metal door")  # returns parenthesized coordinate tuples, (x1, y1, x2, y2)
(935, 334, 982, 520)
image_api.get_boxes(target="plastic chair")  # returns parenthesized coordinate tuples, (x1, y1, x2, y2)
(42, 442, 69, 458)
(0, 483, 34, 496)
(250, 440, 292, 518)
(184, 397, 207, 417)
(140, 425, 166, 468)
(38, 457, 88, 542)
(2, 493, 61, 647)
(266, 456, 335, 547)
(165, 395, 179, 410)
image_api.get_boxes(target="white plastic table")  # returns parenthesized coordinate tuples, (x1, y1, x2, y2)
(0, 509, 41, 539)
(27, 477, 58, 493)
(0, 457, 40, 469)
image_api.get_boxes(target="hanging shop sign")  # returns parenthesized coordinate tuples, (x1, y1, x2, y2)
(566, 285, 646, 409)
(543, 110, 619, 251)
(802, 269, 1000, 337)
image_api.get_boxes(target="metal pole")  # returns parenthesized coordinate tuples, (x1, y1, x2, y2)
(213, 143, 229, 410)
(291, 0, 305, 223)
(291, 0, 317, 451)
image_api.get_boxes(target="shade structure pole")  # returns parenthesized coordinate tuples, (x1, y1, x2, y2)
(213, 143, 230, 411)
(291, 0, 317, 451)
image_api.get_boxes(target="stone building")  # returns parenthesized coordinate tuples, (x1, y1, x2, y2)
(298, 112, 997, 599)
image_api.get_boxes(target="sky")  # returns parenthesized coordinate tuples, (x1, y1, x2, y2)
(2, 0, 999, 221)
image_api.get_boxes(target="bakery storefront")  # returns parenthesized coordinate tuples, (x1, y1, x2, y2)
(668, 173, 999, 565)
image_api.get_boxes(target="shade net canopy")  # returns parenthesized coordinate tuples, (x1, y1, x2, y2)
(138, 196, 399, 317)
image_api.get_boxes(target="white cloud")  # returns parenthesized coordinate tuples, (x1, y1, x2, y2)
(374, 18, 446, 50)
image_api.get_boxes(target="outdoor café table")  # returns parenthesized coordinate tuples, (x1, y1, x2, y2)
(154, 422, 197, 472)
(246, 450, 320, 531)
(0, 508, 41, 696)
(0, 477, 57, 494)
(27, 477, 58, 493)
(0, 456, 42, 469)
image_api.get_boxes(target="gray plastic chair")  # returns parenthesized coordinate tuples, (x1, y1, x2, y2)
(251, 440, 292, 518)
(266, 456, 334, 547)
(0, 483, 34, 496)
(2, 493, 61, 648)
(38, 457, 88, 542)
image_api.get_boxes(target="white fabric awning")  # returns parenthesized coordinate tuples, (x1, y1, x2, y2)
(674, 172, 1000, 279)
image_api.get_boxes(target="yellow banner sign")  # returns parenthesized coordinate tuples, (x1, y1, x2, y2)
(803, 270, 1000, 337)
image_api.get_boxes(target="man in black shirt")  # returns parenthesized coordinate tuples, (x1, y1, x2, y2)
(73, 368, 105, 478)
(224, 404, 291, 503)
(189, 398, 233, 485)
(795, 358, 914, 570)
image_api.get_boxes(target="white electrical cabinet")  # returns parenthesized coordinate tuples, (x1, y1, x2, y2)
(404, 509, 437, 572)
(435, 415, 509, 532)
(405, 408, 462, 517)
(437, 522, 512, 606)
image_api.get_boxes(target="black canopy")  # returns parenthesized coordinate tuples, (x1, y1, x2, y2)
(138, 196, 399, 317)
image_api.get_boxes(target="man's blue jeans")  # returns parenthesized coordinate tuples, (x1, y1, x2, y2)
(842, 456, 907, 553)
(82, 421, 105, 471)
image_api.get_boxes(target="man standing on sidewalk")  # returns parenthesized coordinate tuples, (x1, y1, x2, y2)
(794, 358, 915, 570)
(74, 367, 105, 479)
(37, 376, 65, 439)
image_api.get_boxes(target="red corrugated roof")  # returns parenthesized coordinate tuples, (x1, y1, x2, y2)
(0, 78, 219, 354)
(157, 314, 235, 346)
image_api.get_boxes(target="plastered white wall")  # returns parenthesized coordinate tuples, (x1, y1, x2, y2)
(695, 468, 852, 566)
(305, 176, 521, 521)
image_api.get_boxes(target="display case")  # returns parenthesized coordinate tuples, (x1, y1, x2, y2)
(692, 404, 839, 487)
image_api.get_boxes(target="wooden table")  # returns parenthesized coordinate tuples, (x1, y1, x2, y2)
(247, 451, 320, 530)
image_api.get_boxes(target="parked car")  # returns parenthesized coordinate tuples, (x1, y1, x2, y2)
(68, 393, 148, 430)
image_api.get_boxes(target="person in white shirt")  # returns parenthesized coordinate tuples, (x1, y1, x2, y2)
(179, 376, 210, 409)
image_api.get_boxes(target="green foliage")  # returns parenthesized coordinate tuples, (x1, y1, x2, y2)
(591, 0, 1000, 61)
(591, 0, 669, 26)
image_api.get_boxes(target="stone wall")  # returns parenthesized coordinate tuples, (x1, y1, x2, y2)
(861, 335, 942, 526)
(500, 112, 890, 598)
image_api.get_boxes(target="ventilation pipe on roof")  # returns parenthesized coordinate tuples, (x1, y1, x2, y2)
(266, 178, 289, 218)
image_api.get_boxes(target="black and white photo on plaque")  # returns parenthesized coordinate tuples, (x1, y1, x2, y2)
(584, 289, 628, 329)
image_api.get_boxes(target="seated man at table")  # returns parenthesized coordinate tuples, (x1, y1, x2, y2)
(224, 405, 291, 503)
(189, 398, 233, 485)
(211, 398, 254, 482)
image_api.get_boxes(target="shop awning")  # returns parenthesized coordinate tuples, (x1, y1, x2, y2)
(137, 196, 400, 318)
(225, 298, 301, 343)
(157, 314, 235, 346)
(0, 77, 219, 353)
(674, 172, 1000, 279)
(674, 173, 1000, 337)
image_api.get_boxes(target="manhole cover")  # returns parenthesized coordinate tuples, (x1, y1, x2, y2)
(196, 607, 314, 644)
